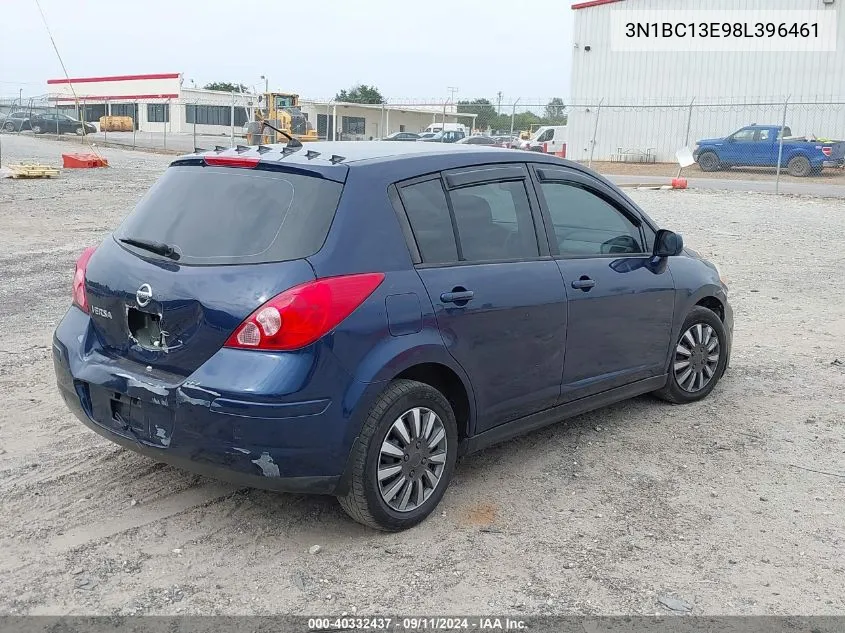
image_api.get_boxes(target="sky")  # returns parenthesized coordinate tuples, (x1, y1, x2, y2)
(0, 0, 574, 107)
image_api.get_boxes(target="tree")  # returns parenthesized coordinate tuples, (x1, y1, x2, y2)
(456, 98, 497, 131)
(489, 110, 543, 135)
(334, 84, 385, 104)
(544, 97, 567, 124)
(203, 81, 248, 93)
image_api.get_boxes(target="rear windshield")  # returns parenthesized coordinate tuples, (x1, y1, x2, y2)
(114, 166, 342, 265)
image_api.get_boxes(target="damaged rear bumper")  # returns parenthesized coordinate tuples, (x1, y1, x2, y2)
(52, 307, 364, 495)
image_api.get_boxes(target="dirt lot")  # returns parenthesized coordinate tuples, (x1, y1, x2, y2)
(1, 134, 844, 616)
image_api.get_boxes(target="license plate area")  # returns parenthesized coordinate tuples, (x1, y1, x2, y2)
(127, 307, 165, 350)
(110, 393, 146, 436)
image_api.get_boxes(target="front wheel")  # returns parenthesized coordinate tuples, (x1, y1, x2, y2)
(337, 379, 458, 531)
(654, 306, 728, 404)
(31, 124, 42, 134)
(3, 121, 14, 132)
(75, 126, 85, 136)
(697, 151, 720, 172)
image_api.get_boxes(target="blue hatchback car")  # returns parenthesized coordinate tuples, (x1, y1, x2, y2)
(53, 141, 732, 530)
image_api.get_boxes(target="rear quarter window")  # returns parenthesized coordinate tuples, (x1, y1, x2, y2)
(114, 166, 342, 265)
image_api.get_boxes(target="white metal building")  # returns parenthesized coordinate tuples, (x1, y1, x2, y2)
(45, 73, 468, 139)
(568, 0, 845, 161)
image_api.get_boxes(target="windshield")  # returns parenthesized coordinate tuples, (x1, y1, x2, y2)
(114, 166, 342, 265)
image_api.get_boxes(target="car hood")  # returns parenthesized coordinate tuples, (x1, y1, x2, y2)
(696, 137, 724, 145)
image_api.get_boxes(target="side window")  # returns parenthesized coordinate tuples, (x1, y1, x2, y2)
(758, 129, 773, 142)
(731, 128, 756, 143)
(540, 182, 644, 257)
(448, 181, 539, 261)
(400, 179, 458, 264)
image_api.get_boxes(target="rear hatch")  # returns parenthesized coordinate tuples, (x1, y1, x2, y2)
(84, 161, 344, 377)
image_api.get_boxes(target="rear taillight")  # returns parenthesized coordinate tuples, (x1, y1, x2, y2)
(224, 273, 385, 351)
(203, 156, 260, 168)
(72, 246, 96, 313)
(822, 147, 832, 157)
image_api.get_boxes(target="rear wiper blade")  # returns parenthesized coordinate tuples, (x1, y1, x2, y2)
(119, 237, 180, 260)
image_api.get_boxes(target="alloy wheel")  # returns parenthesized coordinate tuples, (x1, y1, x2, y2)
(674, 323, 720, 393)
(377, 407, 448, 513)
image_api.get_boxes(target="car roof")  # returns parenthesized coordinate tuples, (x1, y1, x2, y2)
(175, 140, 591, 182)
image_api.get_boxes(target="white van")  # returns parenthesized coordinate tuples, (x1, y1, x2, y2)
(423, 122, 469, 135)
(523, 125, 567, 155)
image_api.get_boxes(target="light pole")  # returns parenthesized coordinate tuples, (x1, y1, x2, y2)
(19, 89, 22, 105)
(445, 86, 458, 132)
(260, 75, 268, 94)
(510, 98, 521, 136)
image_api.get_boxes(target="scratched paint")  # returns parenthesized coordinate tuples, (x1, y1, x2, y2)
(251, 452, 280, 477)
(154, 425, 172, 447)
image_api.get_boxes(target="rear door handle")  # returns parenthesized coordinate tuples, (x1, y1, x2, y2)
(441, 290, 474, 304)
(571, 277, 596, 291)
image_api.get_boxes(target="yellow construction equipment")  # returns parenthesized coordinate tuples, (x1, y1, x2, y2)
(246, 92, 318, 145)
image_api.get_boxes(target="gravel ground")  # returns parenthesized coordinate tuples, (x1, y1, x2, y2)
(587, 160, 845, 184)
(1, 134, 844, 616)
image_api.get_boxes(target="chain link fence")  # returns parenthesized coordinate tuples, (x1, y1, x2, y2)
(566, 98, 845, 187)
(0, 94, 258, 154)
(3, 93, 844, 191)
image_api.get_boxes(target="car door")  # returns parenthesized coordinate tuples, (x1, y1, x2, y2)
(536, 129, 553, 152)
(722, 127, 756, 166)
(395, 165, 567, 432)
(752, 128, 777, 166)
(531, 165, 676, 402)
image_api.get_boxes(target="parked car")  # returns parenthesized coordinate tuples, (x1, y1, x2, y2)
(524, 125, 567, 154)
(1, 111, 32, 132)
(53, 141, 732, 531)
(382, 132, 420, 141)
(423, 123, 469, 135)
(29, 113, 96, 136)
(694, 125, 845, 177)
(492, 135, 518, 148)
(419, 130, 465, 143)
(456, 135, 499, 146)
(417, 132, 437, 140)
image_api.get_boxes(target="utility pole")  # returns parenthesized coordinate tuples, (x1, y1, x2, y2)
(445, 86, 459, 132)
(496, 91, 502, 115)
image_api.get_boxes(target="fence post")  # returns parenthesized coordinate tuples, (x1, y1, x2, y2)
(678, 97, 695, 178)
(164, 99, 169, 151)
(81, 98, 86, 144)
(509, 98, 521, 136)
(192, 100, 197, 150)
(133, 101, 137, 149)
(588, 98, 604, 169)
(775, 96, 790, 195)
(231, 91, 235, 147)
(103, 98, 108, 144)
(55, 100, 60, 139)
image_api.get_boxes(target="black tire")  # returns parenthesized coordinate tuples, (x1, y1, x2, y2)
(697, 151, 720, 172)
(3, 122, 14, 132)
(653, 306, 728, 404)
(787, 155, 811, 177)
(31, 124, 42, 135)
(337, 379, 458, 531)
(75, 126, 85, 136)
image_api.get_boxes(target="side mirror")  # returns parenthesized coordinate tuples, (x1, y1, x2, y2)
(727, 137, 736, 143)
(653, 229, 684, 257)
